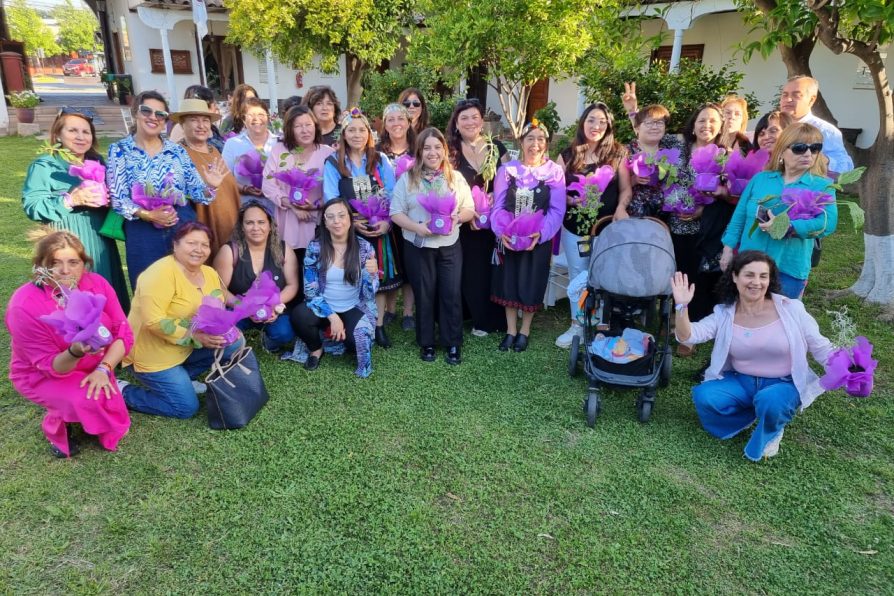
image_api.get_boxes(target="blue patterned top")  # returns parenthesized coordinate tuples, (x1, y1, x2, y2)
(303, 238, 378, 322)
(107, 136, 210, 220)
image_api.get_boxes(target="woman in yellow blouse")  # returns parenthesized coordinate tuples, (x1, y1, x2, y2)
(120, 222, 244, 419)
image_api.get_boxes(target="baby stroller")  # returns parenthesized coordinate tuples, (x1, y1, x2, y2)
(568, 217, 676, 426)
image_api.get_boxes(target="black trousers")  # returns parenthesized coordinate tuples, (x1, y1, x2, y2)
(293, 247, 306, 306)
(291, 302, 365, 352)
(403, 240, 463, 347)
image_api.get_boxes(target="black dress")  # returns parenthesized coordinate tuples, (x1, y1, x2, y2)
(455, 140, 507, 332)
(491, 176, 554, 312)
(560, 147, 621, 238)
(325, 155, 404, 293)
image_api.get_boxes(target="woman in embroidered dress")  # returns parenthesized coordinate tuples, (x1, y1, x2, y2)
(107, 91, 224, 288)
(262, 105, 334, 297)
(673, 251, 835, 460)
(490, 121, 566, 352)
(222, 98, 278, 205)
(446, 97, 509, 337)
(390, 128, 475, 365)
(175, 99, 242, 257)
(555, 103, 632, 349)
(6, 230, 133, 458)
(376, 103, 418, 331)
(322, 108, 399, 349)
(23, 108, 129, 310)
(291, 199, 379, 377)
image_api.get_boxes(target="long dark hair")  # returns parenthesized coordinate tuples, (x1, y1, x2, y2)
(716, 250, 781, 305)
(445, 97, 484, 166)
(282, 105, 322, 150)
(318, 198, 361, 286)
(228, 200, 285, 268)
(682, 103, 725, 148)
(377, 104, 416, 157)
(398, 87, 429, 133)
(566, 102, 625, 173)
(334, 113, 381, 177)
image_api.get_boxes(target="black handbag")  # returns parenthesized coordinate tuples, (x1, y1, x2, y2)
(205, 345, 269, 430)
(811, 238, 822, 268)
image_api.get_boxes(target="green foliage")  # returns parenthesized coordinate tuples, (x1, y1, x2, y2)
(579, 58, 761, 142)
(359, 64, 456, 129)
(7, 0, 60, 56)
(52, 0, 100, 54)
(533, 101, 561, 136)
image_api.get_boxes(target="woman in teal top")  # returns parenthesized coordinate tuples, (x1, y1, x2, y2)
(721, 123, 837, 299)
(22, 109, 130, 310)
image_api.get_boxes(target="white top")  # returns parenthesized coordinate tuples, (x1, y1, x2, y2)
(322, 267, 361, 313)
(799, 112, 854, 173)
(390, 170, 474, 249)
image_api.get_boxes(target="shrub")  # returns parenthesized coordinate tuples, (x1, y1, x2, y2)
(6, 90, 40, 108)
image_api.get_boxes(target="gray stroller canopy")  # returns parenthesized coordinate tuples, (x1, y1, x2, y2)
(588, 218, 676, 298)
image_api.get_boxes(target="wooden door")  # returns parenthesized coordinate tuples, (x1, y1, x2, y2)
(526, 79, 549, 119)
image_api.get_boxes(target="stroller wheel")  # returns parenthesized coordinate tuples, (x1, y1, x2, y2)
(637, 396, 654, 423)
(585, 391, 600, 428)
(568, 335, 581, 378)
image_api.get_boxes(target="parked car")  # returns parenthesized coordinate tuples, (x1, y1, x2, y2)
(63, 59, 95, 76)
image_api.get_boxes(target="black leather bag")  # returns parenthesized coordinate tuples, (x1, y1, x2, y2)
(811, 238, 823, 268)
(206, 345, 269, 430)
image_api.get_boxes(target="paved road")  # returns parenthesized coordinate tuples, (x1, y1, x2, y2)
(34, 75, 115, 107)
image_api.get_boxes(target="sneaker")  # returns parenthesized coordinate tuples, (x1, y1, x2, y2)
(192, 380, 208, 395)
(471, 328, 488, 337)
(115, 379, 130, 394)
(762, 428, 785, 459)
(555, 323, 583, 348)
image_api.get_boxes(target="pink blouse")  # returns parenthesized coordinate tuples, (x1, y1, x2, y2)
(729, 318, 793, 378)
(261, 141, 335, 249)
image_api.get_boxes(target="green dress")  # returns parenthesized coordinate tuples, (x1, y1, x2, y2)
(22, 154, 130, 311)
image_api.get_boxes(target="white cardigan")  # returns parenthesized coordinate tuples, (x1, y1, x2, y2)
(678, 294, 835, 410)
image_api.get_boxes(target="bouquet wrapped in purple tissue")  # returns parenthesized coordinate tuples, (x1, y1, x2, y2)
(820, 336, 878, 397)
(349, 192, 391, 227)
(68, 159, 109, 206)
(235, 150, 265, 189)
(191, 296, 241, 345)
(661, 184, 698, 216)
(234, 271, 281, 322)
(40, 289, 113, 351)
(780, 187, 834, 220)
(493, 209, 545, 251)
(273, 168, 322, 208)
(471, 185, 492, 229)
(689, 144, 727, 199)
(132, 173, 187, 227)
(417, 190, 457, 235)
(723, 149, 769, 197)
(394, 155, 415, 179)
(627, 148, 681, 188)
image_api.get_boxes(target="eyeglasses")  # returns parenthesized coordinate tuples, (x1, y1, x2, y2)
(455, 98, 481, 110)
(57, 106, 93, 122)
(789, 142, 823, 155)
(138, 105, 170, 120)
(641, 119, 665, 129)
(324, 212, 350, 222)
(402, 100, 422, 108)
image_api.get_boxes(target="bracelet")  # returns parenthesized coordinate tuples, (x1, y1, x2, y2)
(67, 346, 84, 358)
(674, 303, 688, 312)
(95, 364, 112, 376)
(627, 111, 638, 118)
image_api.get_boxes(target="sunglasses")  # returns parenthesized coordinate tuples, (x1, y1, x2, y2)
(789, 142, 823, 155)
(57, 106, 93, 122)
(402, 100, 422, 108)
(138, 104, 170, 120)
(456, 98, 482, 110)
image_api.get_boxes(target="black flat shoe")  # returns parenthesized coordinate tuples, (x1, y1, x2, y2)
(513, 333, 529, 352)
(445, 346, 461, 365)
(420, 346, 436, 362)
(50, 424, 80, 459)
(304, 353, 323, 371)
(383, 311, 397, 326)
(375, 325, 392, 349)
(499, 334, 516, 351)
(401, 315, 415, 331)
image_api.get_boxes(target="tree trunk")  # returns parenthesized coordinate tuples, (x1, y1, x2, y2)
(848, 55, 894, 304)
(345, 53, 365, 107)
(777, 37, 837, 125)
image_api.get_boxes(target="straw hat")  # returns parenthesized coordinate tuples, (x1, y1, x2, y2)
(171, 98, 221, 123)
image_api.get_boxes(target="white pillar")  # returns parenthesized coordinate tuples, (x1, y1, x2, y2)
(265, 49, 278, 111)
(669, 29, 685, 73)
(0, 71, 8, 133)
(158, 28, 176, 102)
(137, 6, 182, 101)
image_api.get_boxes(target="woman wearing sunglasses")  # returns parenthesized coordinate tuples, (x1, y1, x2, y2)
(22, 108, 130, 311)
(720, 123, 837, 299)
(398, 88, 429, 136)
(108, 91, 224, 287)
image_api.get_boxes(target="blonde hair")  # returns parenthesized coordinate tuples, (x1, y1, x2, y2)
(767, 123, 828, 177)
(721, 95, 749, 133)
(407, 128, 456, 192)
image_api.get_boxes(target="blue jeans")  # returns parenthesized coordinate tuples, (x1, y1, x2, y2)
(237, 313, 295, 349)
(778, 272, 808, 300)
(692, 371, 801, 461)
(123, 338, 243, 419)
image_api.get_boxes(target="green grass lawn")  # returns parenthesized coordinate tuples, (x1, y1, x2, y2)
(0, 136, 892, 593)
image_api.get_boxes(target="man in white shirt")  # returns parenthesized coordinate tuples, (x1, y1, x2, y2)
(779, 76, 855, 174)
